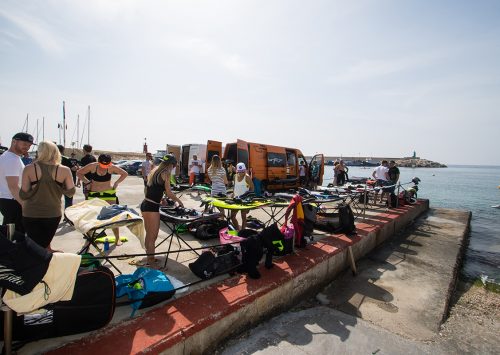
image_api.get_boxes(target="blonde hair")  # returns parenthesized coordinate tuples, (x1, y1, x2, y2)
(36, 141, 61, 165)
(147, 160, 172, 187)
(208, 155, 222, 175)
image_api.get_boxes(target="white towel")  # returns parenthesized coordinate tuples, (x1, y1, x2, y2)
(3, 253, 81, 314)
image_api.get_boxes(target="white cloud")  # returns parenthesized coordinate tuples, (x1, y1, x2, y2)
(0, 8, 64, 55)
(326, 51, 442, 85)
(166, 36, 253, 78)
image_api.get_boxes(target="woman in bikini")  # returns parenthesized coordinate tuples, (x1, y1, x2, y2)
(20, 141, 75, 251)
(140, 154, 183, 266)
(76, 154, 128, 245)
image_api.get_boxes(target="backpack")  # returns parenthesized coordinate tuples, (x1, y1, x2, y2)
(302, 203, 317, 236)
(115, 267, 175, 317)
(188, 245, 240, 280)
(338, 203, 356, 235)
(190, 219, 228, 240)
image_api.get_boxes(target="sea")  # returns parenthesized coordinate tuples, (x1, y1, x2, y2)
(323, 165, 500, 284)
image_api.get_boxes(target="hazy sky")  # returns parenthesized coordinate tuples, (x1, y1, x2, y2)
(1, 0, 499, 165)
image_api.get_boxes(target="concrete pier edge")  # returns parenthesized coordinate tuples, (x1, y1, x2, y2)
(47, 201, 431, 354)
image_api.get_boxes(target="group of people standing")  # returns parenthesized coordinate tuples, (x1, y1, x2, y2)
(0, 133, 129, 252)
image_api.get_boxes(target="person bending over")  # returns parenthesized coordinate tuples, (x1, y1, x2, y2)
(140, 154, 183, 266)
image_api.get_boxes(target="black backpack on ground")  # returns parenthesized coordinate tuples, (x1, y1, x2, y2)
(190, 219, 228, 240)
(302, 203, 317, 236)
(189, 245, 240, 279)
(314, 212, 341, 233)
(0, 266, 116, 343)
(338, 203, 356, 235)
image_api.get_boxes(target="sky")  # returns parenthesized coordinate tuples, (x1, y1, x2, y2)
(1, 0, 499, 165)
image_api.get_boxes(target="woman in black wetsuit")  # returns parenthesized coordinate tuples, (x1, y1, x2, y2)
(140, 154, 183, 267)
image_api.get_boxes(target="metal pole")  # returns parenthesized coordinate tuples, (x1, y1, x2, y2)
(3, 223, 15, 355)
(62, 101, 66, 148)
(87, 105, 90, 145)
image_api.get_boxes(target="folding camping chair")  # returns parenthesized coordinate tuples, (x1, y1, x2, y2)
(65, 199, 145, 274)
(158, 206, 221, 268)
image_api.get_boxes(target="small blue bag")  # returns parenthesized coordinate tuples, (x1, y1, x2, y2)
(116, 267, 175, 316)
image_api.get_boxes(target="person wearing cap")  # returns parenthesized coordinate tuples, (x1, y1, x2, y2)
(77, 154, 128, 245)
(137, 154, 183, 267)
(230, 162, 254, 230)
(0, 132, 34, 233)
(20, 141, 75, 250)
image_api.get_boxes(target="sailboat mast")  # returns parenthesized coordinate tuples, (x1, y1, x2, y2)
(62, 101, 66, 147)
(42, 116, 45, 141)
(77, 114, 80, 149)
(87, 105, 90, 145)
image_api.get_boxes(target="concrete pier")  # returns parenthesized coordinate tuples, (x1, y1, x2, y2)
(219, 208, 472, 354)
(41, 197, 430, 354)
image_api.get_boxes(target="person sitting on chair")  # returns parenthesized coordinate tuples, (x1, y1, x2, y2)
(230, 163, 254, 231)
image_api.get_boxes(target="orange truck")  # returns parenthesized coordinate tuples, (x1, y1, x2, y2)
(207, 139, 324, 194)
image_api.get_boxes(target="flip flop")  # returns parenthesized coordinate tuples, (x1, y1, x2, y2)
(117, 255, 134, 260)
(128, 258, 160, 267)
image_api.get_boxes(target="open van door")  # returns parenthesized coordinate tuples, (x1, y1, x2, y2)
(206, 140, 222, 164)
(309, 154, 325, 186)
(166, 144, 181, 176)
(236, 139, 249, 169)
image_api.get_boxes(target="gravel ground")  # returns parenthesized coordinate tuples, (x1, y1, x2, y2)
(435, 281, 500, 354)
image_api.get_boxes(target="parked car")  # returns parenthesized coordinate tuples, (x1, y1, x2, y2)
(120, 160, 142, 176)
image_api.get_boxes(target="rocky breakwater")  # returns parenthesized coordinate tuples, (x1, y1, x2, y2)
(396, 158, 447, 168)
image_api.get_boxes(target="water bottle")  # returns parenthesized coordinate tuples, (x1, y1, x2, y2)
(104, 238, 110, 252)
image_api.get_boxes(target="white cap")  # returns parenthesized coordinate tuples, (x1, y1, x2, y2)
(236, 162, 246, 172)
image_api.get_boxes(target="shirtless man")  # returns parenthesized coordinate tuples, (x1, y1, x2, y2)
(77, 154, 128, 245)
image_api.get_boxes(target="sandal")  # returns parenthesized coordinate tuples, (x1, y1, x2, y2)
(128, 258, 159, 267)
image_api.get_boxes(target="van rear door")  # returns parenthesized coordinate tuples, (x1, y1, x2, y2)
(236, 139, 249, 168)
(267, 146, 287, 181)
(309, 154, 325, 186)
(207, 140, 222, 164)
(166, 144, 181, 176)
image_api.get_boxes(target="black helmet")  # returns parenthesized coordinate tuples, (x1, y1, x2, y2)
(161, 154, 177, 166)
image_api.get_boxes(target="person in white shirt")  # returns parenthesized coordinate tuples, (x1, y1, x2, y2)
(142, 153, 154, 186)
(0, 132, 34, 232)
(372, 160, 390, 204)
(230, 163, 254, 230)
(189, 155, 202, 185)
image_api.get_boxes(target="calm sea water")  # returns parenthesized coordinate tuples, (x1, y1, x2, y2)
(323, 165, 500, 283)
